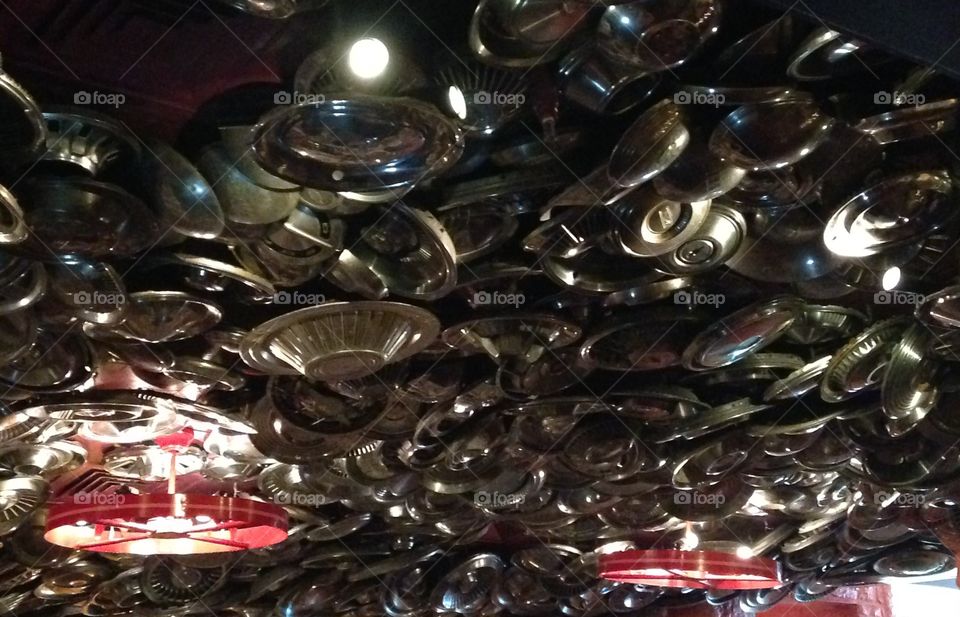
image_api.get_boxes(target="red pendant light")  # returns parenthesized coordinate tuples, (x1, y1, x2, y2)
(44, 492, 288, 554)
(44, 430, 288, 555)
(598, 549, 781, 590)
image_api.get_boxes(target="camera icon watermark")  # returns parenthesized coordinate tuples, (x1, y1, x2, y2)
(473, 90, 526, 108)
(73, 492, 126, 506)
(874, 290, 925, 305)
(472, 290, 525, 308)
(475, 491, 524, 509)
(874, 491, 925, 507)
(874, 91, 926, 106)
(674, 90, 725, 108)
(274, 90, 327, 106)
(674, 491, 726, 507)
(73, 291, 126, 307)
(674, 290, 725, 308)
(272, 291, 326, 305)
(275, 492, 326, 507)
(74, 90, 126, 109)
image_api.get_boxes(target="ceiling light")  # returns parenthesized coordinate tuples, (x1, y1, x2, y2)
(681, 527, 700, 550)
(44, 440, 288, 554)
(44, 493, 288, 554)
(348, 38, 390, 79)
(882, 266, 902, 290)
(448, 86, 468, 120)
(599, 549, 781, 590)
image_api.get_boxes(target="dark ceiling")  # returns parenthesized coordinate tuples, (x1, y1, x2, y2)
(0, 1, 959, 616)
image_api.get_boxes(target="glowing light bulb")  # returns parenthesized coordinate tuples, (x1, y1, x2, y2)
(448, 86, 468, 120)
(882, 266, 901, 290)
(348, 38, 390, 79)
(681, 528, 700, 550)
(735, 545, 753, 559)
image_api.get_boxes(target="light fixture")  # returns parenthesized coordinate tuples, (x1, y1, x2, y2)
(882, 266, 902, 290)
(44, 493, 288, 554)
(448, 86, 468, 120)
(44, 432, 288, 554)
(599, 549, 781, 590)
(348, 38, 390, 79)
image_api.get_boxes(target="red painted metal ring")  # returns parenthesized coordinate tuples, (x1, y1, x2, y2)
(599, 549, 781, 590)
(45, 492, 288, 554)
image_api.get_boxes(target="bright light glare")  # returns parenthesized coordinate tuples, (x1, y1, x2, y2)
(735, 545, 754, 559)
(882, 266, 901, 290)
(348, 38, 390, 79)
(892, 578, 960, 614)
(681, 529, 700, 550)
(448, 86, 468, 120)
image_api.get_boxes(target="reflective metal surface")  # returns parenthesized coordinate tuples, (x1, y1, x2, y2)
(252, 97, 464, 195)
(196, 142, 300, 226)
(354, 204, 457, 300)
(558, 46, 660, 115)
(15, 178, 159, 260)
(83, 291, 222, 344)
(0, 70, 46, 165)
(709, 100, 835, 171)
(0, 4, 954, 613)
(683, 296, 804, 370)
(824, 171, 957, 258)
(242, 301, 440, 380)
(597, 0, 722, 71)
(469, 0, 589, 67)
(609, 99, 690, 188)
(40, 109, 140, 176)
(617, 188, 711, 258)
(141, 140, 225, 241)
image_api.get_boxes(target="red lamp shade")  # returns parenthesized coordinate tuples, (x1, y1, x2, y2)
(598, 549, 781, 590)
(45, 493, 288, 555)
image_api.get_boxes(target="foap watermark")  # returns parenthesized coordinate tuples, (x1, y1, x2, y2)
(273, 291, 327, 305)
(74, 90, 126, 109)
(73, 492, 126, 506)
(874, 491, 925, 507)
(874, 91, 926, 106)
(275, 492, 327, 507)
(874, 290, 925, 306)
(473, 90, 526, 108)
(674, 290, 725, 308)
(674, 491, 726, 507)
(475, 491, 524, 508)
(73, 291, 125, 307)
(674, 90, 726, 107)
(473, 290, 525, 308)
(274, 90, 327, 106)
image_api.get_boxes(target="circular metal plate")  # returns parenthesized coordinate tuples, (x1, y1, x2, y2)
(609, 99, 690, 188)
(709, 100, 834, 171)
(824, 171, 956, 258)
(242, 301, 440, 381)
(16, 178, 158, 260)
(252, 97, 463, 193)
(354, 204, 458, 300)
(83, 291, 222, 344)
(682, 296, 804, 370)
